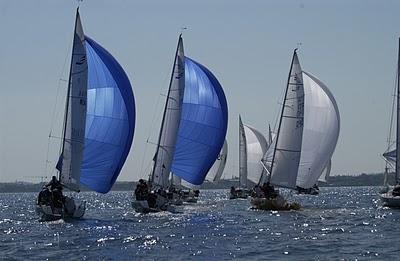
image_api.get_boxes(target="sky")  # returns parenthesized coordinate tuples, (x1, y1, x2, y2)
(1, 0, 400, 183)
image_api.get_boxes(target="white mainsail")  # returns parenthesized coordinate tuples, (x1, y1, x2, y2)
(296, 72, 340, 188)
(269, 51, 304, 188)
(239, 115, 247, 188)
(151, 36, 185, 188)
(206, 140, 228, 182)
(59, 10, 88, 191)
(243, 124, 268, 185)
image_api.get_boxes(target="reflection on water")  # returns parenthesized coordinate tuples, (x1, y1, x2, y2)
(0, 187, 399, 260)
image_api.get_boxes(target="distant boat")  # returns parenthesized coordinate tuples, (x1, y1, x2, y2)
(37, 8, 135, 221)
(380, 38, 400, 207)
(206, 140, 228, 183)
(230, 116, 268, 199)
(133, 34, 228, 212)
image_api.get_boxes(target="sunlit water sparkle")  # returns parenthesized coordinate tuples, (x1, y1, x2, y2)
(0, 187, 399, 260)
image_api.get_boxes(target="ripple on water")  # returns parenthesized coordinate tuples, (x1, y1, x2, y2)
(0, 188, 400, 259)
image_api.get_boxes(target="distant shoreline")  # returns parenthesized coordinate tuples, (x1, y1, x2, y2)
(0, 173, 391, 193)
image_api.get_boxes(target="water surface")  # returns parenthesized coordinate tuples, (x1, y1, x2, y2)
(0, 187, 398, 260)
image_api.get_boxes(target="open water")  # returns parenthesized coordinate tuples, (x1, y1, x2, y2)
(0, 187, 399, 260)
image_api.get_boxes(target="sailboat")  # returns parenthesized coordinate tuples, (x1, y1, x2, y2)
(36, 8, 135, 221)
(206, 140, 228, 183)
(257, 54, 339, 201)
(132, 34, 228, 212)
(252, 49, 339, 210)
(230, 116, 268, 199)
(380, 38, 400, 208)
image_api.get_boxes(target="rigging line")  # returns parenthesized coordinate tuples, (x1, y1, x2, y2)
(139, 63, 171, 178)
(44, 32, 72, 178)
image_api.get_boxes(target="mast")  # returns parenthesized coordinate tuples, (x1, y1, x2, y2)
(150, 35, 184, 188)
(268, 49, 298, 182)
(58, 8, 80, 181)
(396, 38, 400, 184)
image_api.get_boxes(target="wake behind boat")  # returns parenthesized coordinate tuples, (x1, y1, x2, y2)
(37, 8, 135, 221)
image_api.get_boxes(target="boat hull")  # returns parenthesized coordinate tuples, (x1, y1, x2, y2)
(250, 195, 300, 211)
(36, 197, 86, 221)
(230, 189, 251, 199)
(380, 193, 400, 208)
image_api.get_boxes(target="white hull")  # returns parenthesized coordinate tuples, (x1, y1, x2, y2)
(380, 193, 400, 208)
(36, 197, 86, 221)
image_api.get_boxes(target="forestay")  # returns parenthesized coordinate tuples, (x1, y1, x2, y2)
(171, 57, 228, 185)
(79, 37, 136, 193)
(296, 72, 340, 188)
(151, 36, 185, 188)
(59, 11, 88, 192)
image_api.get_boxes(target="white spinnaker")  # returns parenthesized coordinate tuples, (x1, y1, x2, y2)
(151, 37, 185, 188)
(60, 11, 88, 191)
(270, 52, 304, 189)
(318, 159, 332, 183)
(296, 72, 340, 188)
(239, 116, 247, 188)
(206, 139, 228, 182)
(244, 124, 268, 185)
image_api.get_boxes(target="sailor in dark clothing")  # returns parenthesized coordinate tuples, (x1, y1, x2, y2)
(392, 184, 400, 197)
(230, 186, 236, 197)
(135, 179, 149, 200)
(262, 182, 276, 199)
(40, 176, 65, 208)
(45, 176, 62, 191)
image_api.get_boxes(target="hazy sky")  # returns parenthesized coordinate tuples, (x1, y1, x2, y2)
(1, 0, 400, 183)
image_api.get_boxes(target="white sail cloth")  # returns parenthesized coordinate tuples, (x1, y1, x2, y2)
(318, 159, 332, 183)
(151, 37, 185, 188)
(241, 124, 268, 186)
(269, 52, 304, 188)
(265, 70, 340, 189)
(206, 140, 228, 182)
(60, 12, 88, 191)
(297, 72, 340, 188)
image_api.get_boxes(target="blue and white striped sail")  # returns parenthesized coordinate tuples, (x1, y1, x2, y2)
(79, 36, 135, 193)
(171, 57, 228, 185)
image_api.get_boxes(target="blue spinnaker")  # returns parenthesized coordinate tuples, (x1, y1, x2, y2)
(80, 36, 135, 193)
(171, 57, 228, 185)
